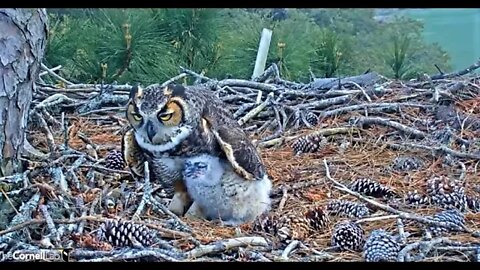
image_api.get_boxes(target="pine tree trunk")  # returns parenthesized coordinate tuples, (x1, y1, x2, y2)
(0, 9, 48, 177)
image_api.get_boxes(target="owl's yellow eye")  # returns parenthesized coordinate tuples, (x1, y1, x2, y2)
(158, 112, 173, 122)
(127, 103, 143, 123)
(158, 101, 182, 126)
(132, 113, 142, 121)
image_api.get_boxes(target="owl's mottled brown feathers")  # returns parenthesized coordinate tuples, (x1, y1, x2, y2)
(169, 85, 267, 181)
(206, 120, 266, 181)
(122, 128, 145, 178)
(124, 84, 267, 181)
(123, 83, 270, 218)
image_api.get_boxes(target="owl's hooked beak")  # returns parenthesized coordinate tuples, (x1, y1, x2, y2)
(146, 120, 157, 142)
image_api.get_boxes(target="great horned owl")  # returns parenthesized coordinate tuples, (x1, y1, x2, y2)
(182, 154, 272, 226)
(122, 83, 271, 218)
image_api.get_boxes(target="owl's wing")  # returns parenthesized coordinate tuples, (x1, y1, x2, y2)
(122, 128, 146, 178)
(203, 117, 267, 181)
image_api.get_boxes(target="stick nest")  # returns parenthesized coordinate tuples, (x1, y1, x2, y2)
(1, 63, 480, 262)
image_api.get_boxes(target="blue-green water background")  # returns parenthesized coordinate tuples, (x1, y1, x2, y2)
(402, 8, 480, 71)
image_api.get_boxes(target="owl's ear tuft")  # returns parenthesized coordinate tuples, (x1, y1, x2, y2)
(129, 84, 142, 101)
(167, 83, 186, 98)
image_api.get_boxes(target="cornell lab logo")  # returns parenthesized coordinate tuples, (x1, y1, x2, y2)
(61, 248, 73, 262)
(0, 249, 73, 262)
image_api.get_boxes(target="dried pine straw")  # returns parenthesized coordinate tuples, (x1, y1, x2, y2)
(2, 63, 480, 262)
(24, 116, 480, 261)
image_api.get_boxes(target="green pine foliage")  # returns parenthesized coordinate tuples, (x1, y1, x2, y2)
(217, 9, 318, 81)
(44, 8, 452, 85)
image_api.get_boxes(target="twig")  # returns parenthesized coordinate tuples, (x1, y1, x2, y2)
(319, 102, 432, 119)
(257, 127, 360, 148)
(354, 116, 427, 139)
(309, 72, 380, 90)
(49, 167, 68, 194)
(396, 218, 408, 245)
(180, 66, 212, 82)
(1, 193, 41, 239)
(39, 204, 61, 245)
(346, 80, 372, 102)
(39, 65, 62, 77)
(77, 248, 181, 262)
(397, 237, 449, 262)
(185, 237, 268, 259)
(355, 215, 399, 224)
(149, 196, 191, 233)
(277, 186, 288, 212)
(33, 93, 78, 112)
(281, 240, 300, 259)
(41, 63, 74, 85)
(293, 95, 351, 110)
(233, 103, 256, 119)
(82, 164, 130, 175)
(434, 246, 480, 252)
(0, 188, 20, 215)
(161, 73, 188, 87)
(430, 58, 480, 80)
(387, 142, 480, 160)
(238, 92, 274, 126)
(218, 79, 279, 93)
(134, 162, 151, 220)
(76, 196, 87, 234)
(77, 86, 129, 114)
(458, 162, 467, 181)
(34, 112, 56, 152)
(78, 107, 125, 116)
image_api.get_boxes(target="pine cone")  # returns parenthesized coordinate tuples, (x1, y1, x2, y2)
(466, 196, 480, 213)
(331, 221, 365, 251)
(363, 229, 400, 262)
(404, 190, 430, 206)
(252, 214, 279, 235)
(276, 213, 311, 241)
(426, 176, 459, 196)
(392, 156, 423, 171)
(104, 150, 125, 170)
(327, 199, 370, 219)
(305, 111, 318, 126)
(426, 176, 467, 211)
(304, 207, 330, 231)
(428, 209, 465, 237)
(252, 213, 310, 241)
(99, 219, 154, 248)
(290, 133, 327, 154)
(349, 178, 396, 198)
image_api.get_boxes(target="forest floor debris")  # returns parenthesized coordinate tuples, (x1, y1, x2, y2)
(1, 63, 480, 261)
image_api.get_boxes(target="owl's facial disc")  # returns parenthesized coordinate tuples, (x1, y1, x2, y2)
(131, 102, 193, 155)
(126, 84, 195, 155)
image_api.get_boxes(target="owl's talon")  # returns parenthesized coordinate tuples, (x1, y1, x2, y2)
(219, 219, 243, 227)
(184, 202, 204, 219)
